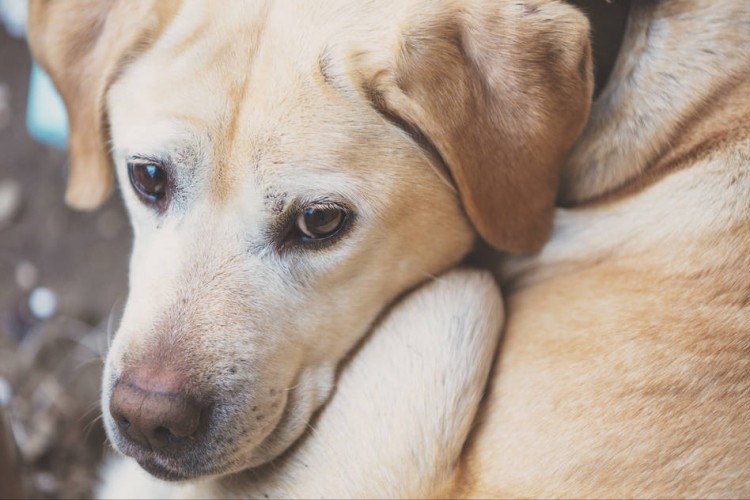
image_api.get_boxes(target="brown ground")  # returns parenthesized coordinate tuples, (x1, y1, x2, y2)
(0, 27, 130, 499)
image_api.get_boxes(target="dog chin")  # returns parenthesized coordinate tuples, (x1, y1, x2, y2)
(110, 435, 224, 482)
(125, 426, 303, 483)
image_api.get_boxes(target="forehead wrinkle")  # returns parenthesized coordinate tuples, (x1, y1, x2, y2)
(317, 46, 349, 95)
(210, 3, 272, 204)
(315, 44, 363, 102)
(164, 5, 210, 59)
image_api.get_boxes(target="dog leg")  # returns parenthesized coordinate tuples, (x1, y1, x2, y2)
(219, 268, 503, 499)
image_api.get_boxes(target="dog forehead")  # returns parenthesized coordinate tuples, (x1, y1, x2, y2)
(108, 4, 308, 152)
(107, 0, 405, 188)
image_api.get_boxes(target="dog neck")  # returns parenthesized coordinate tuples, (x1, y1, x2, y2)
(568, 0, 632, 97)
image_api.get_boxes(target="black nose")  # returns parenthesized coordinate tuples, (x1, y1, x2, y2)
(109, 367, 205, 452)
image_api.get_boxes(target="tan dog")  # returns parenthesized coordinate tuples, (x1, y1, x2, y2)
(28, 0, 591, 498)
(459, 0, 750, 497)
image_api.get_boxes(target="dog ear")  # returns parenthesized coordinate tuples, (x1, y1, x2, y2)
(357, 1, 593, 253)
(27, 0, 177, 209)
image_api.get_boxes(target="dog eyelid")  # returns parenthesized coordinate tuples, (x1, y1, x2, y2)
(270, 197, 355, 253)
(126, 155, 174, 212)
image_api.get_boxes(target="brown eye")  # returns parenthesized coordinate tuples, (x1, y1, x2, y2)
(128, 161, 168, 205)
(297, 206, 347, 240)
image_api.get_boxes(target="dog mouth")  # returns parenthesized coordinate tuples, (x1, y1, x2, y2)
(102, 352, 329, 481)
(112, 429, 227, 481)
(104, 387, 293, 481)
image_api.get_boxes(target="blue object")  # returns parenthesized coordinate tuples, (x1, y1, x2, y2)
(26, 62, 68, 149)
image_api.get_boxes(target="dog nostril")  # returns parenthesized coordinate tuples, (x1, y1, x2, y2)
(154, 426, 175, 440)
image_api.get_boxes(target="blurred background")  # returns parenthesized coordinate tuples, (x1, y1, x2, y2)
(0, 6, 130, 497)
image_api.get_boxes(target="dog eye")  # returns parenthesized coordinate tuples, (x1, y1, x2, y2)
(128, 160, 168, 205)
(296, 206, 347, 240)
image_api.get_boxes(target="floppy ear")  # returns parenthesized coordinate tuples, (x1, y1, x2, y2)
(27, 0, 177, 209)
(356, 0, 593, 253)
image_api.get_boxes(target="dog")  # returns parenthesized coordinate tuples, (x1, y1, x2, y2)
(458, 0, 750, 497)
(28, 0, 592, 497)
(30, 0, 750, 497)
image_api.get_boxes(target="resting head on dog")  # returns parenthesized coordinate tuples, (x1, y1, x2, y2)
(28, 0, 592, 485)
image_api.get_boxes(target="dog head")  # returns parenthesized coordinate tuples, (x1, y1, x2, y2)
(29, 0, 591, 481)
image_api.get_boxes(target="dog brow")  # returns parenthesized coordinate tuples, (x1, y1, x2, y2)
(318, 48, 336, 89)
(317, 46, 353, 95)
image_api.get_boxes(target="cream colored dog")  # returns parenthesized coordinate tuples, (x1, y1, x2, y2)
(28, 0, 750, 497)
(28, 0, 590, 498)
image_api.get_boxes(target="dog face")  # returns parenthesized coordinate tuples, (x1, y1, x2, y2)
(101, 4, 478, 476)
(29, 0, 592, 481)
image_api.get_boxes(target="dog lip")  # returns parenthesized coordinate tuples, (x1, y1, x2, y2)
(135, 456, 195, 482)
